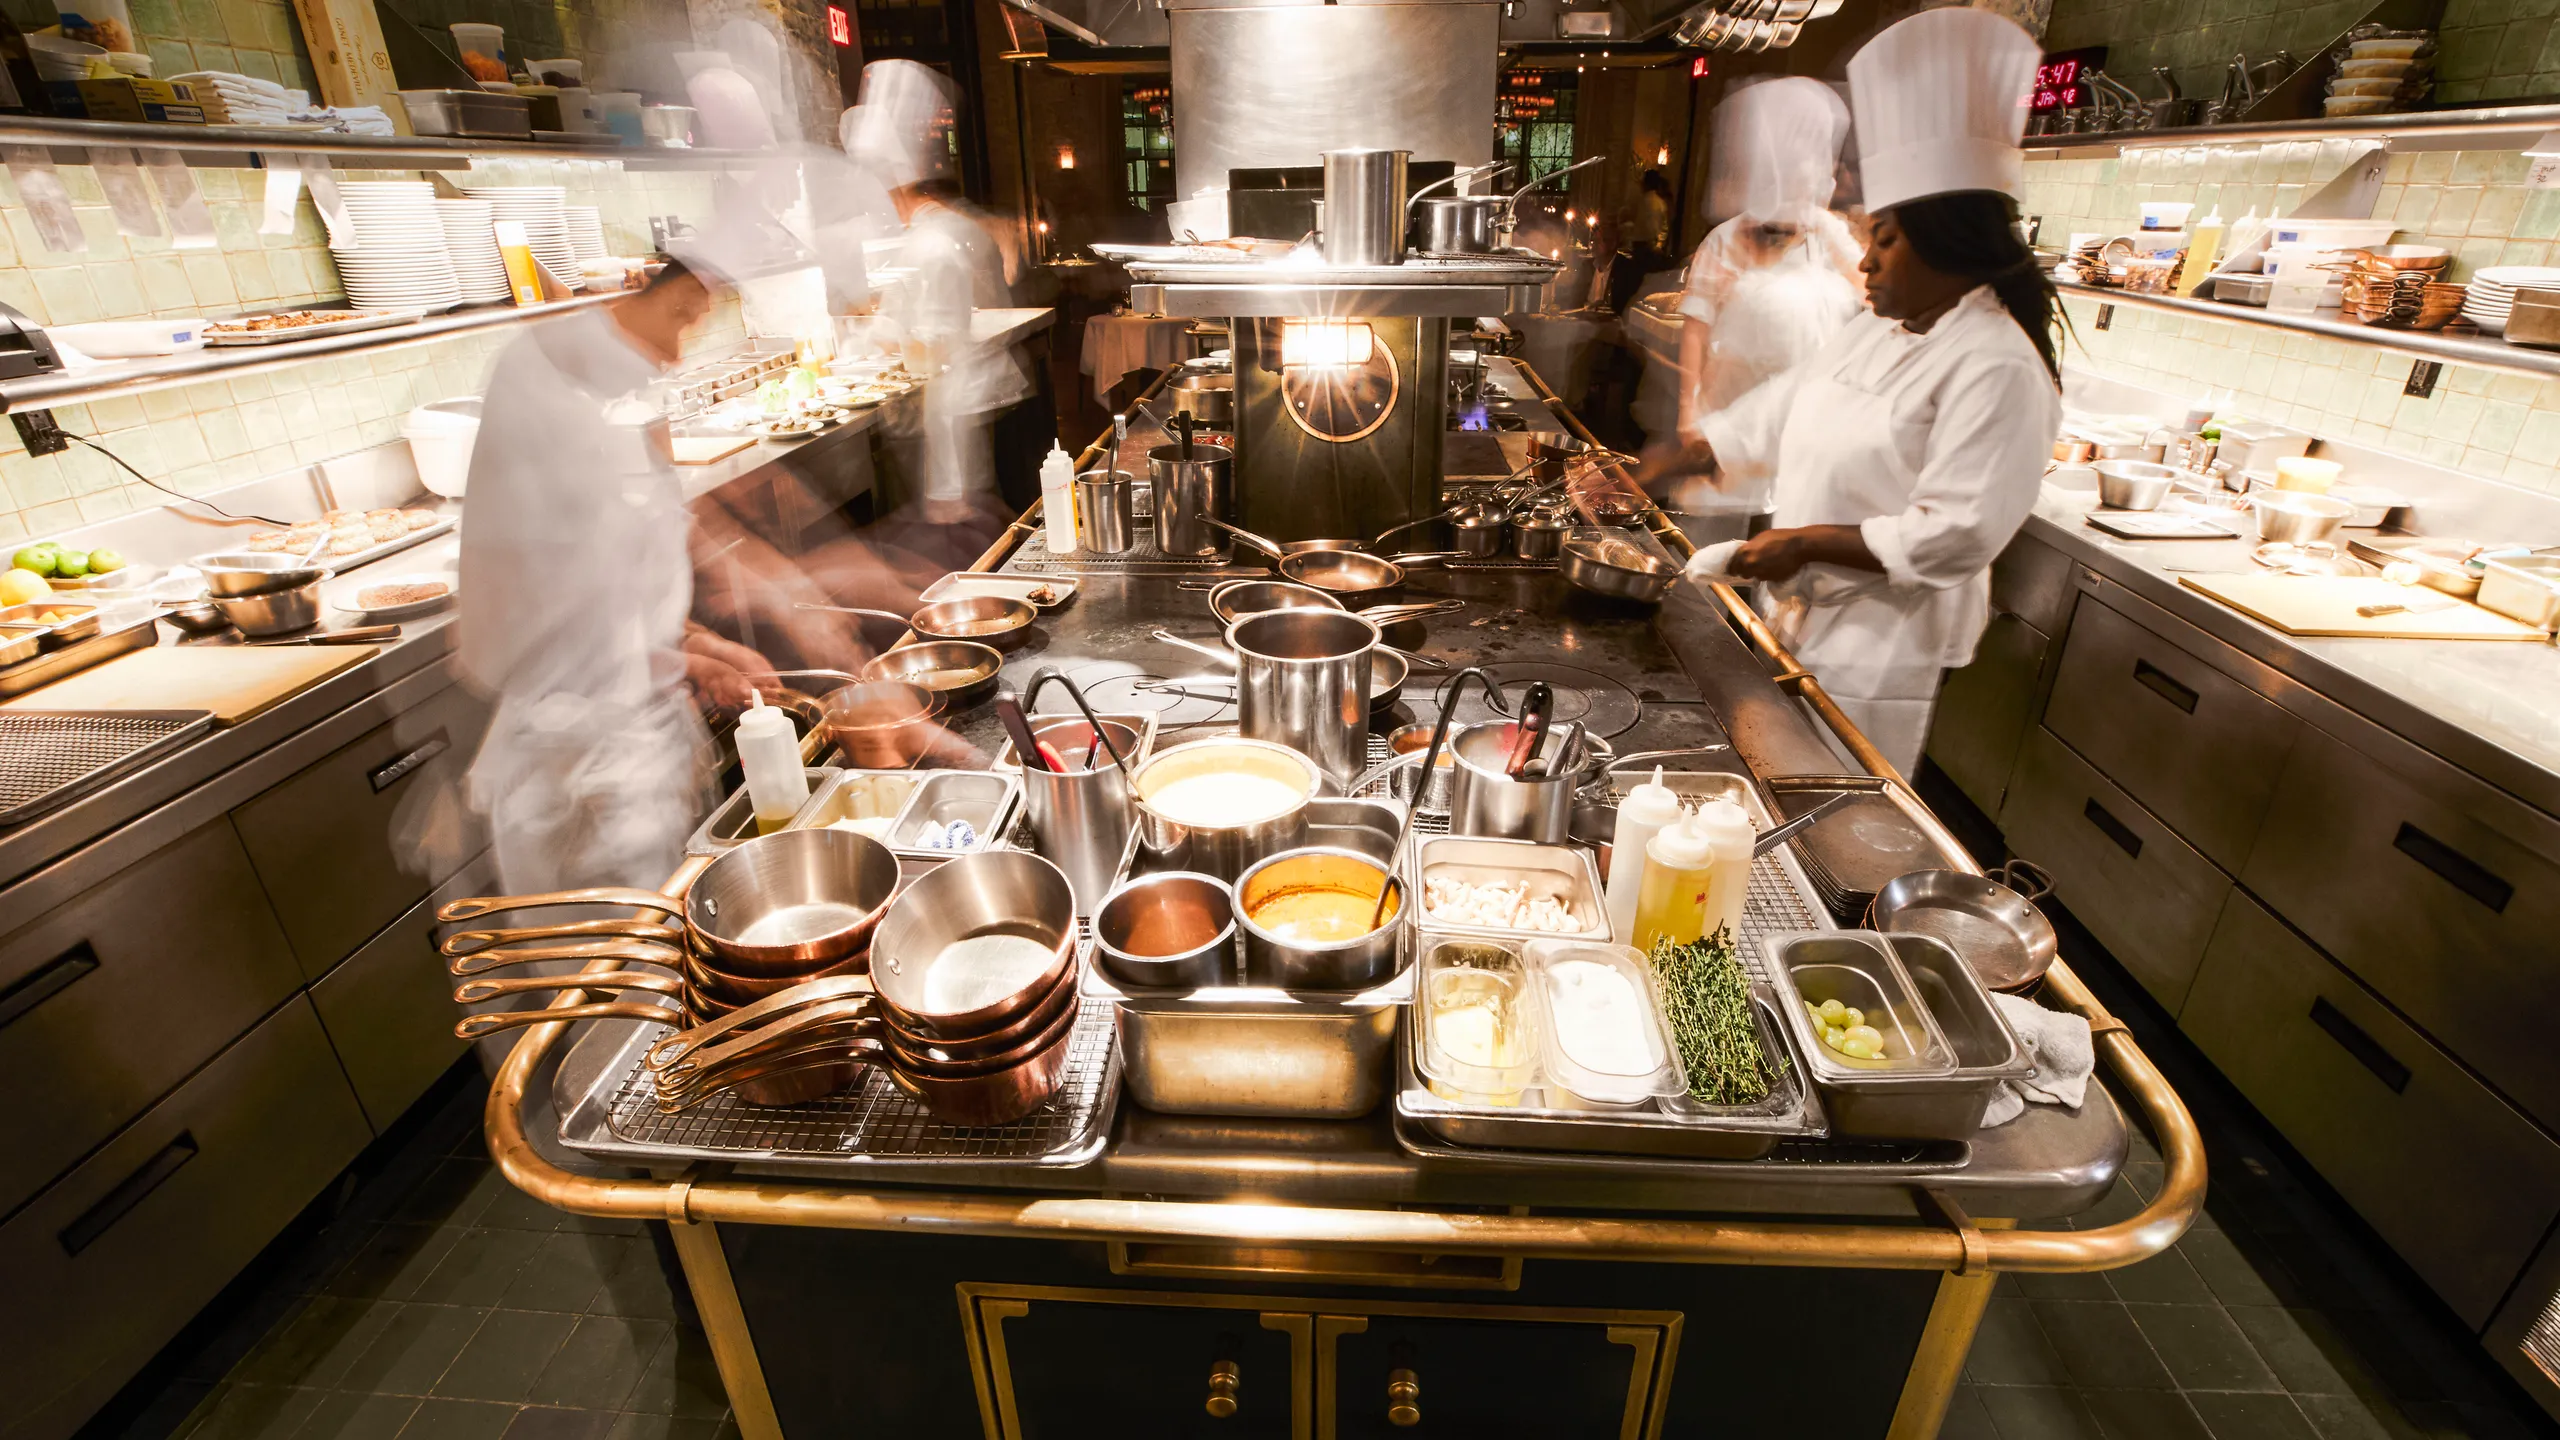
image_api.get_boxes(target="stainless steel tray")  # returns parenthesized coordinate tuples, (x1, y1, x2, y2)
(0, 617, 156, 699)
(204, 308, 425, 345)
(552, 986, 1121, 1173)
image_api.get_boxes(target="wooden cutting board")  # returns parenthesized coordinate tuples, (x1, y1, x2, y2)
(2180, 572, 2548, 640)
(2, 645, 379, 724)
(670, 436, 754, 466)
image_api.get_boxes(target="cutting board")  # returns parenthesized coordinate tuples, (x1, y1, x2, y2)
(670, 436, 754, 466)
(2, 645, 379, 724)
(2180, 573, 2548, 640)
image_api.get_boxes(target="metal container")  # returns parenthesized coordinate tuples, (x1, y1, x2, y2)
(191, 552, 327, 597)
(1559, 531, 1676, 603)
(640, 104, 695, 146)
(869, 850, 1079, 1036)
(2478, 553, 2560, 630)
(1511, 513, 1571, 561)
(1410, 835, 1608, 941)
(1305, 795, 1403, 864)
(1148, 442, 1233, 559)
(794, 768, 921, 837)
(1386, 723, 1455, 813)
(1074, 468, 1136, 554)
(2095, 460, 2177, 511)
(1449, 721, 1582, 844)
(1234, 846, 1406, 989)
(1416, 194, 1498, 255)
(885, 771, 1020, 855)
(1229, 608, 1377, 786)
(396, 87, 532, 138)
(1166, 372, 1234, 427)
(685, 766, 839, 854)
(210, 582, 319, 637)
(1320, 147, 1410, 266)
(1095, 871, 1237, 990)
(2252, 490, 2355, 545)
(1108, 975, 1406, 1119)
(1132, 736, 1320, 880)
(1015, 716, 1143, 917)
(1769, 930, 2036, 1141)
(817, 681, 942, 768)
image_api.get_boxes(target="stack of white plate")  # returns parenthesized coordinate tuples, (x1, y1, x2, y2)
(330, 181, 463, 311)
(435, 198, 512, 304)
(2462, 266, 2560, 336)
(565, 205, 608, 265)
(459, 184, 577, 288)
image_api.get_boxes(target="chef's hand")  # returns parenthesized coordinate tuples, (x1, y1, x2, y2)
(1724, 524, 1884, 585)
(1634, 437, 1718, 489)
(683, 651, 761, 716)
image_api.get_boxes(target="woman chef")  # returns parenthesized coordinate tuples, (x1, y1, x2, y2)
(1674, 7, 2063, 775)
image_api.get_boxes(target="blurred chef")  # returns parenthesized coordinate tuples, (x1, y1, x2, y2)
(845, 60, 1030, 548)
(457, 257, 761, 894)
(1648, 77, 1863, 524)
(1673, 8, 2064, 775)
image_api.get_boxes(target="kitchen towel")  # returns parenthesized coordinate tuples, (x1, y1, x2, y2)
(1982, 990, 2095, 1126)
(1682, 538, 1744, 584)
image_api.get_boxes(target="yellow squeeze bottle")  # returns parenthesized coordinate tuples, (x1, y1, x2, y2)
(2176, 207, 2225, 296)
(1631, 811, 1717, 952)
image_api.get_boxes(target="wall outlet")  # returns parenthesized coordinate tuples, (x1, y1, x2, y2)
(11, 409, 67, 456)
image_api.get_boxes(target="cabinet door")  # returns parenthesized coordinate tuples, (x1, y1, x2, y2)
(233, 678, 488, 979)
(309, 851, 494, 1131)
(1322, 1313, 1666, 1440)
(1927, 612, 2047, 815)
(0, 820, 299, 1219)
(974, 1295, 1303, 1440)
(2183, 894, 2560, 1328)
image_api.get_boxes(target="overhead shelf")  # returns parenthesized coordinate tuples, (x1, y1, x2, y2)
(0, 294, 616, 413)
(0, 115, 776, 170)
(2024, 101, 2560, 157)
(2057, 280, 2560, 383)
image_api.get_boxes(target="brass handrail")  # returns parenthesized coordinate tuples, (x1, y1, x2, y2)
(479, 363, 2201, 1277)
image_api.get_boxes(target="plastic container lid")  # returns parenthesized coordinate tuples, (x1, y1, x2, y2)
(1524, 939, 1684, 1107)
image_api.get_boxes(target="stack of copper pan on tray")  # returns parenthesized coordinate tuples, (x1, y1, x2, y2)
(444, 835, 1086, 1124)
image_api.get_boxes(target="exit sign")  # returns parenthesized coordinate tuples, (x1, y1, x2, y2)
(827, 5, 852, 46)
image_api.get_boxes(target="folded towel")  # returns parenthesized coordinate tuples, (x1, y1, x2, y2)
(1683, 538, 1744, 584)
(1982, 991, 2097, 1126)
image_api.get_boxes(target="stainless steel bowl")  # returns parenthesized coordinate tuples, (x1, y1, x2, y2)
(158, 602, 229, 637)
(192, 552, 330, 597)
(211, 579, 323, 636)
(2252, 490, 2356, 545)
(1095, 871, 1236, 989)
(1234, 846, 1405, 990)
(2095, 460, 2178, 511)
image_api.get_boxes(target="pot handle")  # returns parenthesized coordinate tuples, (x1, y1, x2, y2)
(1152, 629, 1236, 668)
(1203, 517, 1287, 561)
(644, 972, 879, 1073)
(1998, 858, 2055, 905)
(453, 970, 686, 1005)
(657, 1038, 894, 1113)
(447, 938, 688, 978)
(441, 917, 686, 957)
(669, 1001, 885, 1082)
(438, 888, 687, 923)
(455, 1000, 680, 1041)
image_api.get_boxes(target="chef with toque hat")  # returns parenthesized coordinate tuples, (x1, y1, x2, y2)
(1674, 6, 2065, 776)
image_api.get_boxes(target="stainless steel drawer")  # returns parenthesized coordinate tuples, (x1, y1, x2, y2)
(2043, 596, 2298, 871)
(0, 997, 371, 1440)
(233, 679, 488, 979)
(1990, 530, 2075, 634)
(2242, 727, 2560, 1131)
(309, 851, 494, 1132)
(0, 821, 300, 1219)
(2183, 893, 2560, 1329)
(1927, 612, 2048, 816)
(2001, 725, 2231, 1014)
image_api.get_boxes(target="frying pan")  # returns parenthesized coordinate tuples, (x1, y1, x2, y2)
(856, 640, 1004, 711)
(1198, 578, 1343, 627)
(795, 595, 1037, 651)
(1279, 550, 1461, 601)
(1868, 862, 2058, 992)
(439, 828, 902, 978)
(1203, 518, 1368, 560)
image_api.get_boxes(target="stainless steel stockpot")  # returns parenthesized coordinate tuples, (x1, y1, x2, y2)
(1229, 608, 1378, 786)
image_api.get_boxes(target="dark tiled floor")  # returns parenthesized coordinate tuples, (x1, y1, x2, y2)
(79, 1068, 736, 1440)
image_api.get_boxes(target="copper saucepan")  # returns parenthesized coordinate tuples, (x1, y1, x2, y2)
(662, 1016, 1077, 1125)
(439, 828, 902, 978)
(865, 850, 1081, 1039)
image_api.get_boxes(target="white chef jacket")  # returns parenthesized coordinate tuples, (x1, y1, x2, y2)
(885, 199, 1032, 503)
(1675, 210, 1865, 513)
(1700, 284, 2060, 773)
(457, 306, 713, 893)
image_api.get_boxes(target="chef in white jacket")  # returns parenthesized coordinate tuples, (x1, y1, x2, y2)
(1677, 7, 2064, 775)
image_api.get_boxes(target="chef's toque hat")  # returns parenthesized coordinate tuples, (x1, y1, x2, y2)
(843, 59, 954, 190)
(1709, 77, 1850, 228)
(1846, 6, 2041, 214)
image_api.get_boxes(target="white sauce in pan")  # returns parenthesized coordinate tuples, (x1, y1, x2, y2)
(1146, 771, 1305, 826)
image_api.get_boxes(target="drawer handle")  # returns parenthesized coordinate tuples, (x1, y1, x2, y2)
(2082, 797, 2143, 859)
(0, 940, 99, 1032)
(369, 730, 450, 793)
(2309, 997, 2411, 1095)
(2131, 659, 2199, 715)
(60, 1131, 198, 1257)
(2392, 822, 2513, 915)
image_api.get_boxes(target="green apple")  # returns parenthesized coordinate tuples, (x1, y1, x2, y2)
(85, 547, 124, 574)
(10, 544, 56, 577)
(52, 550, 88, 578)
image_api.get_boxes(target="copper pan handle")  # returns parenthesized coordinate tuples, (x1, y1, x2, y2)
(656, 1038, 893, 1113)
(454, 970, 685, 1005)
(456, 1001, 679, 1040)
(644, 973, 880, 1072)
(442, 918, 686, 957)
(448, 939, 688, 978)
(438, 887, 688, 923)
(673, 999, 883, 1078)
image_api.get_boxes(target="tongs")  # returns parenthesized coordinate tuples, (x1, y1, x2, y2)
(1503, 681, 1553, 777)
(1366, 665, 1501, 929)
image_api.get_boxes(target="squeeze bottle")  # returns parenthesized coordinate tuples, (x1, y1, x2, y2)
(735, 690, 809, 835)
(1039, 443, 1079, 554)
(1630, 810, 1717, 952)
(1692, 796, 1757, 946)
(2175, 206, 2225, 296)
(1604, 768, 1683, 943)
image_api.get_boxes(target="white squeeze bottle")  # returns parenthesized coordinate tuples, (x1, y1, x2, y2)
(1692, 796, 1757, 945)
(1039, 442, 1079, 554)
(1604, 767, 1683, 943)
(735, 690, 809, 835)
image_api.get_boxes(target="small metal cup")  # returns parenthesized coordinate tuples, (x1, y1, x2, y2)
(1149, 442, 1233, 558)
(1448, 721, 1580, 844)
(1019, 716, 1140, 917)
(1075, 468, 1136, 554)
(1095, 872, 1236, 989)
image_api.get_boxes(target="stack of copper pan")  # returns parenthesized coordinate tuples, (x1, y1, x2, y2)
(639, 851, 1084, 1125)
(443, 828, 902, 1106)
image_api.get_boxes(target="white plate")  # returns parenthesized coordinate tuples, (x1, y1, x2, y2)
(920, 572, 1078, 610)
(335, 572, 456, 619)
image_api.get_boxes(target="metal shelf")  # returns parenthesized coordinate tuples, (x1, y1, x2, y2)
(2024, 100, 2560, 156)
(2057, 280, 2560, 383)
(0, 294, 616, 413)
(0, 115, 773, 170)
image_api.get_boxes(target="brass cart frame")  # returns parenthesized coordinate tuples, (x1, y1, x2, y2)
(478, 363, 2203, 1440)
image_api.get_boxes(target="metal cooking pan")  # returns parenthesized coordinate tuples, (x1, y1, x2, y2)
(1559, 534, 1679, 605)
(1204, 518, 1368, 560)
(797, 596, 1037, 651)
(1279, 550, 1460, 601)
(663, 1017, 1077, 1124)
(439, 828, 902, 978)
(1152, 628, 1415, 711)
(686, 943, 870, 1005)
(1868, 862, 2057, 992)
(1198, 578, 1343, 627)
(867, 850, 1081, 1038)
(857, 640, 1005, 711)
